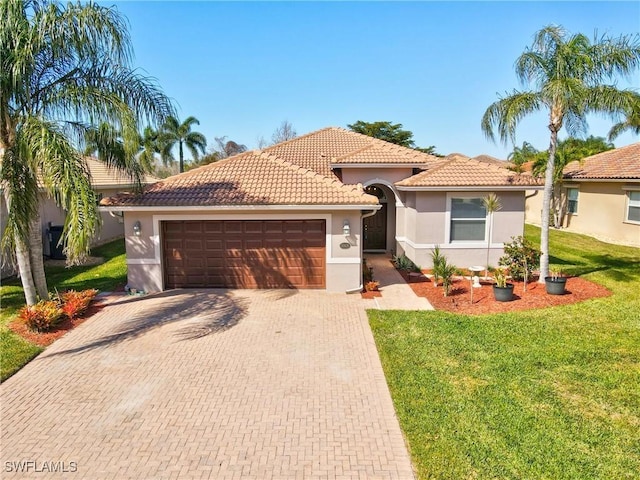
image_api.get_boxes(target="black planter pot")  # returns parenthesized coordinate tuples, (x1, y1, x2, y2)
(493, 283, 514, 302)
(545, 277, 567, 295)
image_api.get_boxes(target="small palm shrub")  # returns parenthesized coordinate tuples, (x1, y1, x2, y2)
(439, 260, 459, 297)
(19, 301, 64, 332)
(499, 236, 541, 281)
(430, 245, 445, 286)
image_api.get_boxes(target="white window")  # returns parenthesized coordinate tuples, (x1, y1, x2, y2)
(627, 191, 640, 223)
(450, 197, 486, 241)
(567, 188, 579, 214)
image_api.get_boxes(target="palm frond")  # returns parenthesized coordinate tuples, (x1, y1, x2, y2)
(19, 116, 100, 263)
(481, 91, 544, 145)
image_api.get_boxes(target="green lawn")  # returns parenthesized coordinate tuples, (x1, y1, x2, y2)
(0, 239, 127, 381)
(369, 225, 640, 480)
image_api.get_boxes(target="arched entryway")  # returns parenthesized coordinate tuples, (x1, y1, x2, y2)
(363, 184, 390, 251)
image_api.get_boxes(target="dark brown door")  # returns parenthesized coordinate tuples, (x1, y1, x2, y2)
(363, 203, 387, 250)
(163, 220, 325, 289)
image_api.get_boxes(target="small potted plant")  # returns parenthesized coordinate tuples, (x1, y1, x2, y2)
(491, 267, 514, 302)
(545, 267, 567, 295)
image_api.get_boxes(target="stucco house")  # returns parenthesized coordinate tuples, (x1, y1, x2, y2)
(101, 127, 543, 293)
(1, 157, 158, 277)
(525, 142, 640, 247)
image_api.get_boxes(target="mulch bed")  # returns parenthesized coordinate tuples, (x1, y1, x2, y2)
(8, 301, 108, 347)
(361, 290, 382, 299)
(7, 286, 127, 347)
(398, 270, 612, 315)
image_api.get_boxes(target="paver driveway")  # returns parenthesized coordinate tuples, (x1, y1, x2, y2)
(1, 289, 414, 479)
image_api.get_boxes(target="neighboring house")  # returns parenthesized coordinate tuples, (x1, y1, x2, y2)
(1, 157, 158, 278)
(525, 143, 640, 247)
(101, 127, 543, 293)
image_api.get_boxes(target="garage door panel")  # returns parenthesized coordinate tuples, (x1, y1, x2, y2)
(163, 220, 325, 289)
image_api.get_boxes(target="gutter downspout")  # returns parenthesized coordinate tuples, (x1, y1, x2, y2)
(345, 209, 378, 294)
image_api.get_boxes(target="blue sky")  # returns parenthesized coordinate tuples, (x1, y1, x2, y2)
(105, 1, 639, 159)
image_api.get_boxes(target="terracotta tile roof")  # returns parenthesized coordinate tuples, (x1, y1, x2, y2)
(100, 151, 378, 207)
(563, 143, 640, 180)
(396, 156, 543, 188)
(84, 157, 159, 186)
(264, 127, 437, 174)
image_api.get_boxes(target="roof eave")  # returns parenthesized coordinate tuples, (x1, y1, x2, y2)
(395, 185, 544, 191)
(99, 204, 382, 212)
(330, 163, 428, 169)
(562, 177, 640, 182)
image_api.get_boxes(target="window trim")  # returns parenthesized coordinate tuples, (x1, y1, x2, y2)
(625, 190, 640, 225)
(445, 193, 489, 244)
(566, 187, 579, 215)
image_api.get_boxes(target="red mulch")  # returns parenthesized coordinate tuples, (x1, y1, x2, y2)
(398, 271, 612, 315)
(361, 290, 382, 299)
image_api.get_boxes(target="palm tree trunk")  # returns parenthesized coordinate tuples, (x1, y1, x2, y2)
(539, 128, 558, 283)
(3, 189, 38, 305)
(15, 237, 38, 305)
(28, 210, 49, 300)
(179, 140, 184, 173)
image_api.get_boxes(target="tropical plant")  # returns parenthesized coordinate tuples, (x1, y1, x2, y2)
(481, 24, 640, 282)
(531, 136, 614, 227)
(0, 0, 173, 305)
(19, 300, 63, 332)
(159, 116, 207, 173)
(365, 281, 380, 292)
(498, 236, 541, 282)
(438, 259, 458, 297)
(608, 94, 640, 140)
(430, 245, 445, 286)
(483, 193, 502, 278)
(507, 141, 539, 173)
(491, 267, 510, 288)
(393, 254, 420, 272)
(138, 126, 161, 173)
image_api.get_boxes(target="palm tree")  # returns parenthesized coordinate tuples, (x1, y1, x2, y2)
(1, 0, 173, 305)
(608, 94, 640, 140)
(483, 193, 502, 279)
(159, 116, 207, 173)
(482, 25, 640, 282)
(507, 141, 539, 173)
(138, 126, 161, 173)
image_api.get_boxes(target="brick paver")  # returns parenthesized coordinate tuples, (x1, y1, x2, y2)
(1, 289, 415, 479)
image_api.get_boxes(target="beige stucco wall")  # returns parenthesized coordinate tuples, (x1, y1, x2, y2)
(38, 188, 127, 257)
(397, 190, 527, 270)
(525, 182, 640, 247)
(339, 166, 410, 253)
(340, 166, 415, 187)
(121, 209, 370, 293)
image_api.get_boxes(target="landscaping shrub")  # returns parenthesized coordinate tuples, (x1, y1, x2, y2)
(393, 254, 420, 272)
(19, 301, 64, 332)
(438, 259, 459, 297)
(365, 281, 380, 292)
(499, 236, 541, 281)
(59, 289, 98, 319)
(430, 245, 445, 286)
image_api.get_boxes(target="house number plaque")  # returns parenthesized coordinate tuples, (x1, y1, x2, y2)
(339, 242, 351, 249)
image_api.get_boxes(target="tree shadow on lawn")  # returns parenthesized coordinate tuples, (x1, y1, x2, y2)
(548, 253, 639, 283)
(43, 289, 251, 357)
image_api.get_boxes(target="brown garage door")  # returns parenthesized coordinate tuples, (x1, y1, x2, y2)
(163, 220, 326, 289)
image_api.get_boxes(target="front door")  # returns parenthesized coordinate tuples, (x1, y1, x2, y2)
(364, 202, 387, 250)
